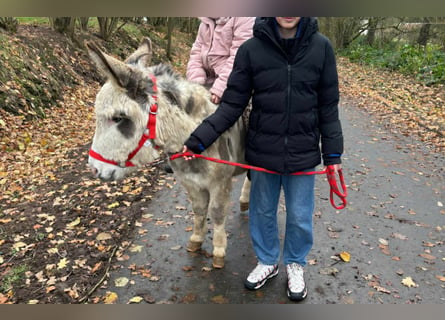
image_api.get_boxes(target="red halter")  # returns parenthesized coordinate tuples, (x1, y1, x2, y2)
(89, 74, 158, 168)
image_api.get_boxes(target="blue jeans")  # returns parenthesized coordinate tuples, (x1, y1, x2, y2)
(248, 169, 315, 266)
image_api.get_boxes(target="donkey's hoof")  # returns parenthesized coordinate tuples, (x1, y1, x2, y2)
(240, 202, 249, 212)
(212, 256, 225, 269)
(186, 241, 202, 252)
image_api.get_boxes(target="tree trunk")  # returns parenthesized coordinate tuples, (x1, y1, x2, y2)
(97, 17, 119, 41)
(79, 17, 89, 31)
(366, 17, 379, 46)
(166, 18, 174, 60)
(50, 17, 72, 34)
(0, 17, 18, 32)
(417, 17, 431, 47)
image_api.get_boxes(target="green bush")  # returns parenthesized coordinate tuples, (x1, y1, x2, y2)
(341, 42, 445, 85)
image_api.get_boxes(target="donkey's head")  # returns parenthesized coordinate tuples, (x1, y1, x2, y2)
(87, 37, 161, 180)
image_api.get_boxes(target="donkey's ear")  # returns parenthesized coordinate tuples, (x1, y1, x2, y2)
(124, 37, 153, 67)
(86, 40, 133, 89)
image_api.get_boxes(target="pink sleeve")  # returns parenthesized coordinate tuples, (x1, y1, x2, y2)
(210, 17, 255, 98)
(186, 24, 207, 84)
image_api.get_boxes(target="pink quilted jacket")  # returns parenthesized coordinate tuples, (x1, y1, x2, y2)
(186, 17, 255, 99)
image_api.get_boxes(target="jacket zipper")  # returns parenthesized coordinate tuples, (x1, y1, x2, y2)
(284, 64, 292, 173)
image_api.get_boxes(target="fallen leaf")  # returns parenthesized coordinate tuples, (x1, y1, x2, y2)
(0, 293, 10, 304)
(181, 293, 197, 304)
(341, 296, 355, 304)
(182, 265, 194, 272)
(46, 286, 56, 293)
(419, 253, 436, 260)
(435, 275, 445, 282)
(66, 217, 81, 228)
(114, 277, 129, 287)
(107, 202, 120, 209)
(149, 275, 160, 282)
(391, 233, 408, 240)
(339, 251, 351, 262)
(96, 232, 112, 241)
(129, 244, 143, 253)
(308, 259, 318, 265)
(103, 291, 118, 304)
(401, 276, 418, 288)
(128, 296, 143, 304)
(373, 285, 391, 294)
(57, 257, 69, 269)
(422, 241, 436, 247)
(210, 294, 229, 304)
(379, 244, 391, 255)
(319, 267, 339, 276)
(12, 241, 27, 251)
(139, 268, 152, 278)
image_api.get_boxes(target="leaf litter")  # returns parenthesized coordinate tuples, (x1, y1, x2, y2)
(1, 27, 444, 305)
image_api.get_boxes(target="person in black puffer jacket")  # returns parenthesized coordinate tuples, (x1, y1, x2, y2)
(183, 17, 343, 302)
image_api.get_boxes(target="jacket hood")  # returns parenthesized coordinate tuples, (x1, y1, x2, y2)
(199, 17, 231, 25)
(253, 17, 318, 45)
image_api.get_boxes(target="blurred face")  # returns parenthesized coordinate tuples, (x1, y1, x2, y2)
(275, 17, 301, 30)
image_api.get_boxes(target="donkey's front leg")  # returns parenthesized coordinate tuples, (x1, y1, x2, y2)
(239, 175, 251, 212)
(186, 188, 209, 253)
(208, 188, 231, 268)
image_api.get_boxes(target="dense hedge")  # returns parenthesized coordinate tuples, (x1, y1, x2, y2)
(341, 42, 445, 86)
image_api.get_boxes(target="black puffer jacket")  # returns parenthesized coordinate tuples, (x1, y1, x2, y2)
(185, 17, 343, 174)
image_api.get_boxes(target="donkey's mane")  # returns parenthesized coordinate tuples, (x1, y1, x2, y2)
(147, 63, 215, 120)
(150, 64, 184, 111)
(151, 63, 181, 79)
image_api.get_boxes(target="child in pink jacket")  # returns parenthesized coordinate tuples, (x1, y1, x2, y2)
(186, 17, 255, 104)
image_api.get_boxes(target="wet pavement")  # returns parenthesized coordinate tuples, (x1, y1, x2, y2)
(96, 102, 444, 304)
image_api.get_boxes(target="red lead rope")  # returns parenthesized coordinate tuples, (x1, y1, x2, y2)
(170, 152, 348, 210)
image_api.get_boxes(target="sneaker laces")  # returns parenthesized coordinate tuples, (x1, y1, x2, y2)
(247, 263, 276, 282)
(287, 263, 305, 292)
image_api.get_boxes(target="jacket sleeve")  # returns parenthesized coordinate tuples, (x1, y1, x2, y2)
(210, 17, 254, 98)
(186, 23, 207, 85)
(185, 44, 253, 153)
(318, 38, 344, 166)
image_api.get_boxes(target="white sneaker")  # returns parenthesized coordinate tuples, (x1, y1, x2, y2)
(286, 263, 307, 301)
(244, 262, 279, 290)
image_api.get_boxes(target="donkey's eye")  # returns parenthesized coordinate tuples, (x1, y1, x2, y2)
(111, 116, 123, 123)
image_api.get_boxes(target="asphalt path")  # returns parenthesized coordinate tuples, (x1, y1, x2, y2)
(96, 101, 444, 304)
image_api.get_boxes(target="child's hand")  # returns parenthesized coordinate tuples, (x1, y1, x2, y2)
(182, 145, 196, 161)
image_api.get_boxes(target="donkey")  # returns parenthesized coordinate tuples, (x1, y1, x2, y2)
(87, 37, 250, 268)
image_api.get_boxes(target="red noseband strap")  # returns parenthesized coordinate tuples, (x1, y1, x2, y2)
(89, 149, 136, 167)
